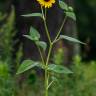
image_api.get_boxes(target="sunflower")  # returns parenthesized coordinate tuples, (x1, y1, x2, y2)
(37, 0, 55, 8)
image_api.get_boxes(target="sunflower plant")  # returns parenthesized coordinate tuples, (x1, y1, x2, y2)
(16, 0, 84, 96)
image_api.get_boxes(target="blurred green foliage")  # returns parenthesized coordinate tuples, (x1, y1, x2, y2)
(0, 7, 22, 96)
(49, 53, 96, 96)
(1, 46, 96, 96)
(53, 48, 64, 65)
(0, 8, 15, 62)
(0, 61, 9, 78)
(0, 61, 16, 96)
(15, 48, 96, 96)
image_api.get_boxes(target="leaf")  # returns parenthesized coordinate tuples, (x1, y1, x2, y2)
(23, 35, 34, 41)
(36, 41, 47, 51)
(59, 1, 68, 11)
(30, 26, 40, 41)
(48, 64, 73, 74)
(66, 11, 76, 21)
(23, 27, 40, 41)
(16, 60, 39, 74)
(59, 1, 76, 21)
(22, 13, 43, 18)
(36, 62, 45, 69)
(68, 6, 74, 12)
(51, 76, 58, 82)
(60, 35, 85, 44)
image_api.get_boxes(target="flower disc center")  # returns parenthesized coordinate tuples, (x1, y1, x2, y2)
(44, 0, 50, 2)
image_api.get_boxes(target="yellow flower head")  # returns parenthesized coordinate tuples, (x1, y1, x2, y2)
(37, 0, 55, 8)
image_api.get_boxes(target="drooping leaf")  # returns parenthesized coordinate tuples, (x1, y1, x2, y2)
(22, 13, 43, 18)
(16, 60, 39, 75)
(60, 35, 85, 44)
(66, 11, 76, 21)
(29, 26, 40, 41)
(36, 41, 47, 51)
(59, 1, 68, 11)
(48, 64, 73, 74)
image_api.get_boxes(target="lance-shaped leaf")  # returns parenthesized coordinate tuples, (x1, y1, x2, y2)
(59, 1, 76, 21)
(36, 41, 47, 51)
(59, 0, 68, 11)
(65, 11, 76, 21)
(24, 26, 40, 41)
(59, 35, 85, 44)
(30, 27, 40, 41)
(22, 13, 43, 18)
(48, 64, 73, 74)
(23, 35, 33, 41)
(16, 60, 39, 75)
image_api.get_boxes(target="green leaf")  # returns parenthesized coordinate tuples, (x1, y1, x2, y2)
(22, 13, 43, 18)
(36, 41, 47, 51)
(30, 26, 40, 41)
(48, 64, 73, 74)
(24, 27, 40, 41)
(66, 11, 76, 21)
(16, 60, 39, 75)
(68, 6, 74, 12)
(51, 76, 58, 82)
(59, 1, 68, 11)
(23, 35, 34, 41)
(60, 35, 85, 44)
(36, 63, 44, 69)
(59, 1, 76, 21)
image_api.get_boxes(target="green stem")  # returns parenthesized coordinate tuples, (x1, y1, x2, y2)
(45, 43, 53, 96)
(53, 15, 67, 43)
(41, 6, 53, 96)
(45, 69, 48, 96)
(46, 43, 53, 66)
(41, 6, 52, 44)
(44, 8, 47, 20)
(37, 46, 45, 65)
(47, 80, 54, 89)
